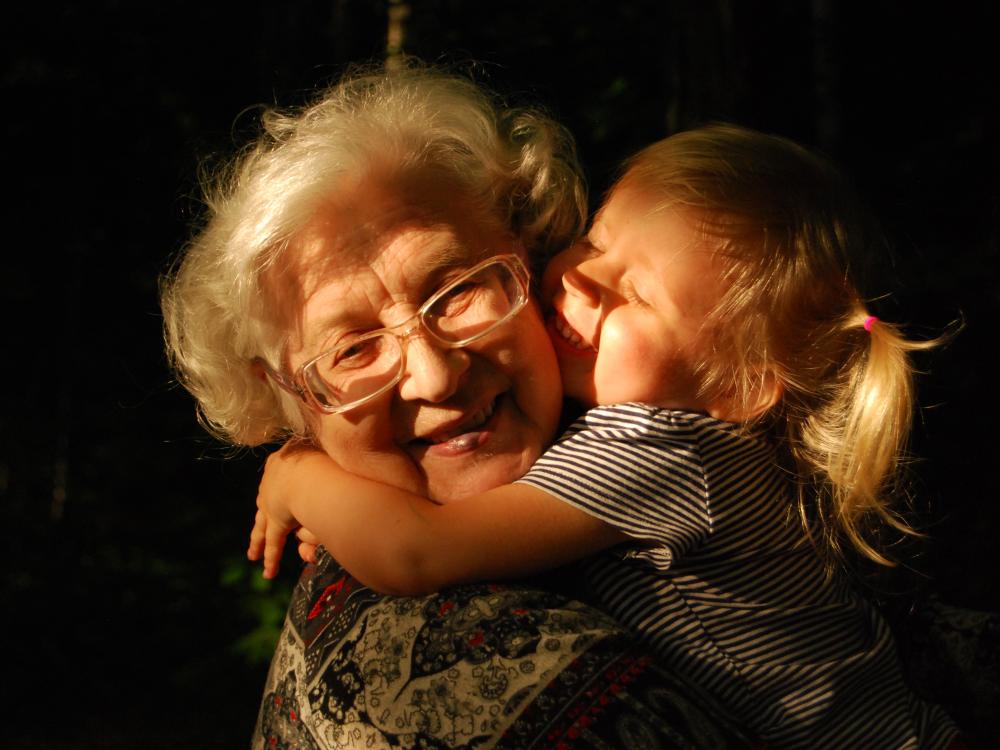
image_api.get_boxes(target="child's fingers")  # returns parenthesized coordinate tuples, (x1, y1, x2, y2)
(262, 523, 288, 579)
(298, 540, 318, 564)
(295, 527, 320, 563)
(295, 527, 321, 546)
(248, 508, 267, 561)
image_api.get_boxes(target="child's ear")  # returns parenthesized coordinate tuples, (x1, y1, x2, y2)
(707, 370, 783, 423)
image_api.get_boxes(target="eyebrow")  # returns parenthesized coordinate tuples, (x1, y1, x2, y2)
(410, 242, 483, 282)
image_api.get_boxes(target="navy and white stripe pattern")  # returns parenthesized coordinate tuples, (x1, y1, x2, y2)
(519, 403, 957, 749)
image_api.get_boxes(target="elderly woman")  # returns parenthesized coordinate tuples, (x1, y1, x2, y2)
(161, 63, 751, 748)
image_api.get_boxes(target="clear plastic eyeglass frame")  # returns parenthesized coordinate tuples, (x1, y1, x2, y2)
(254, 253, 531, 415)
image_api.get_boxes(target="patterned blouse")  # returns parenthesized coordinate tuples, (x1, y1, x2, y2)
(252, 550, 755, 749)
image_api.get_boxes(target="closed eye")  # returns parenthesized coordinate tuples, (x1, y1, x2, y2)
(622, 280, 649, 307)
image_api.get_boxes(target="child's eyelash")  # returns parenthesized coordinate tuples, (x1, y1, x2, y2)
(623, 283, 648, 306)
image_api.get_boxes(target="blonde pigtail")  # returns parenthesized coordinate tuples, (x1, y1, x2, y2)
(793, 312, 939, 567)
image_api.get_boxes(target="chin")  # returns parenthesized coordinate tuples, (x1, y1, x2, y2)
(425, 449, 537, 503)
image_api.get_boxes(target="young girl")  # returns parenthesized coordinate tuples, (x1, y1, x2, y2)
(249, 124, 959, 747)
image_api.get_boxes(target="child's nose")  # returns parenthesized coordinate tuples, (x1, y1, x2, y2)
(562, 266, 602, 306)
(542, 243, 587, 301)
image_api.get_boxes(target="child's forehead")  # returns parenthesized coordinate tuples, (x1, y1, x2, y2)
(593, 183, 692, 237)
(607, 177, 681, 213)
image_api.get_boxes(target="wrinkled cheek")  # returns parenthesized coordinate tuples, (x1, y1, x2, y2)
(312, 408, 426, 494)
(510, 307, 562, 441)
(515, 348, 561, 416)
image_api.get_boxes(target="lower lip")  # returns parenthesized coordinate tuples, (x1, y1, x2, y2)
(547, 317, 596, 359)
(422, 395, 506, 458)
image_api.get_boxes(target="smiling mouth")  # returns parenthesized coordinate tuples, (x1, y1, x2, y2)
(416, 395, 500, 448)
(552, 313, 595, 351)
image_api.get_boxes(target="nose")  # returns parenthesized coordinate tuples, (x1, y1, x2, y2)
(543, 240, 594, 299)
(397, 335, 471, 403)
(561, 264, 602, 306)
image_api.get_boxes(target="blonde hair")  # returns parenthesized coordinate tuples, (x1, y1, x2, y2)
(160, 61, 586, 446)
(620, 123, 941, 567)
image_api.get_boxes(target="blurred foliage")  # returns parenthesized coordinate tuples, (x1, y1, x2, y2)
(222, 556, 294, 665)
(2, 0, 997, 746)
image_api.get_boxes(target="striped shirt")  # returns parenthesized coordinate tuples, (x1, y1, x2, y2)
(519, 403, 958, 749)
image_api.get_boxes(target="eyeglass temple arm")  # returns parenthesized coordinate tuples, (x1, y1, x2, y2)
(252, 356, 308, 403)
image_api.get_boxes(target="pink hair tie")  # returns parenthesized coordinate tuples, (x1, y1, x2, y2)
(863, 315, 879, 332)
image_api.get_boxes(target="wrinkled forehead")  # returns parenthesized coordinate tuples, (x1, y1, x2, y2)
(262, 172, 506, 357)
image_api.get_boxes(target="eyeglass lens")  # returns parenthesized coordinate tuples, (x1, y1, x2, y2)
(305, 260, 524, 409)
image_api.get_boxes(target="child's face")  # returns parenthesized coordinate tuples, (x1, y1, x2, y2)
(542, 184, 726, 414)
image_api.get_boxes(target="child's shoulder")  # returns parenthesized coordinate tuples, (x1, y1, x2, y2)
(567, 403, 774, 459)
(577, 402, 734, 436)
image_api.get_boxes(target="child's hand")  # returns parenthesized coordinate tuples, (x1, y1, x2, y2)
(248, 503, 292, 579)
(247, 443, 325, 578)
(296, 527, 320, 564)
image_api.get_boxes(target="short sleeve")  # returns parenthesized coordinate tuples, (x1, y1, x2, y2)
(518, 404, 713, 565)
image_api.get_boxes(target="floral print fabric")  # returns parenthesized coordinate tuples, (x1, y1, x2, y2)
(252, 550, 755, 749)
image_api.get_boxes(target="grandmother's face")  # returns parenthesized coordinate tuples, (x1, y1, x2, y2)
(282, 174, 562, 502)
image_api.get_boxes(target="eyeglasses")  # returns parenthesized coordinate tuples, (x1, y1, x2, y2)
(255, 254, 531, 414)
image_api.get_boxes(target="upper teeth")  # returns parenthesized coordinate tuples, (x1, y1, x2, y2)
(555, 315, 591, 350)
(467, 400, 495, 430)
(427, 398, 497, 444)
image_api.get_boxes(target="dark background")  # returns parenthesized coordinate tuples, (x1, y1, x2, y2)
(2, 2, 997, 747)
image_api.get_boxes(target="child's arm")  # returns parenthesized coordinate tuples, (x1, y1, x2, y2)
(247, 444, 628, 595)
